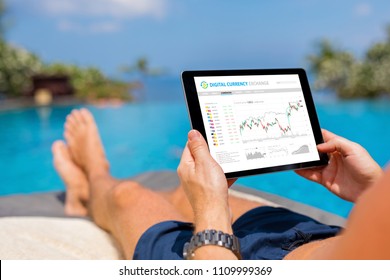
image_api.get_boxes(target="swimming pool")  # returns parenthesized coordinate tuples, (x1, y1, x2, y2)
(0, 90, 389, 218)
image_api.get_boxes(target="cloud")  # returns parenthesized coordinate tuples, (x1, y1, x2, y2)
(38, 0, 167, 19)
(15, 0, 169, 34)
(354, 3, 372, 17)
(58, 20, 121, 33)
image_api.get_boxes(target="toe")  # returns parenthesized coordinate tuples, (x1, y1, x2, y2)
(64, 131, 76, 147)
(52, 140, 70, 166)
(63, 129, 70, 142)
(73, 109, 86, 125)
(51, 140, 67, 168)
(65, 113, 78, 131)
(64, 115, 82, 145)
(80, 108, 95, 125)
(52, 140, 66, 156)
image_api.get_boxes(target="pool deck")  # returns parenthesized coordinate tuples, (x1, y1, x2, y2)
(0, 171, 346, 227)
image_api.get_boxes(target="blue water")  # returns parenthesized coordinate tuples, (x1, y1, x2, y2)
(0, 76, 389, 218)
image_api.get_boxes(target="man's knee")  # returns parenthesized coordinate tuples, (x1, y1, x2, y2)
(109, 181, 143, 210)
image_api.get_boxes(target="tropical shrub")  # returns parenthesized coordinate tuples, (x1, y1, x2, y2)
(308, 26, 390, 99)
(0, 40, 42, 96)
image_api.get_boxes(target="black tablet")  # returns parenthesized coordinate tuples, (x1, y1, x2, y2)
(181, 68, 328, 178)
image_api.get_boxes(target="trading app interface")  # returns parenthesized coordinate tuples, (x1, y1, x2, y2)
(194, 74, 320, 173)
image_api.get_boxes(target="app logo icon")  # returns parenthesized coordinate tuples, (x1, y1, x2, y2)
(201, 81, 208, 89)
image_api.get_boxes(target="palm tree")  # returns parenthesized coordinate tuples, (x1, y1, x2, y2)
(307, 40, 355, 96)
(119, 57, 166, 101)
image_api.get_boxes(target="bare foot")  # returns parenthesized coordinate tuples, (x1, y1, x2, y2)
(52, 140, 89, 216)
(64, 108, 109, 178)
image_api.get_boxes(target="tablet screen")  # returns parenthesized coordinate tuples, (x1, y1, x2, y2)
(182, 69, 327, 178)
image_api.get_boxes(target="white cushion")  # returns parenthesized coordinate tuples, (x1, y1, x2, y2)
(0, 217, 122, 260)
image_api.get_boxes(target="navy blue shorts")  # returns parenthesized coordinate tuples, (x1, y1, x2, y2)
(133, 206, 341, 260)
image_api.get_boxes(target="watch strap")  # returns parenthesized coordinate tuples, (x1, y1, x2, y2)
(183, 229, 241, 259)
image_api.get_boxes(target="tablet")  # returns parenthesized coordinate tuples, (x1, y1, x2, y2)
(181, 68, 328, 178)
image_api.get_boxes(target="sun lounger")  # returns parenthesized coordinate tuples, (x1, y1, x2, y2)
(0, 171, 345, 259)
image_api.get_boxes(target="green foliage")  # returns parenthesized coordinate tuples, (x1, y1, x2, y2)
(0, 40, 43, 96)
(0, 43, 132, 100)
(0, 0, 131, 101)
(308, 27, 390, 99)
(120, 57, 166, 77)
(43, 63, 132, 101)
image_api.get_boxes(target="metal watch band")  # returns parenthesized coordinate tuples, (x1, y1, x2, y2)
(183, 229, 241, 259)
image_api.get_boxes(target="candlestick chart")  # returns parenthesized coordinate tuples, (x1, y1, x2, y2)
(238, 100, 310, 144)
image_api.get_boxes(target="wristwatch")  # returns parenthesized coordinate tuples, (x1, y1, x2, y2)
(183, 229, 241, 260)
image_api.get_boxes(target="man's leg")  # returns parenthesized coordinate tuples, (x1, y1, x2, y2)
(56, 108, 269, 258)
(53, 140, 264, 259)
(61, 109, 187, 259)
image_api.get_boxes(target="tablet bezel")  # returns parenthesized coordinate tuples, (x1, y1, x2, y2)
(181, 68, 328, 178)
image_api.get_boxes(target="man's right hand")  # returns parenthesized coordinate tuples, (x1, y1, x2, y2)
(295, 129, 383, 202)
(177, 130, 234, 233)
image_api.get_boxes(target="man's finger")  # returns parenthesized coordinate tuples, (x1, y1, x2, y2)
(317, 137, 356, 156)
(177, 143, 195, 177)
(187, 130, 212, 164)
(180, 142, 194, 164)
(321, 129, 337, 142)
(295, 169, 322, 183)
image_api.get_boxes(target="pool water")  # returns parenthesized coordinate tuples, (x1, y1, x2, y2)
(0, 79, 389, 218)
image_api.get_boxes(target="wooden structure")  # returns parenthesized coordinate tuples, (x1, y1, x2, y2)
(27, 75, 73, 97)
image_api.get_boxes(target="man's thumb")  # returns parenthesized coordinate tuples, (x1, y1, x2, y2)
(187, 130, 210, 161)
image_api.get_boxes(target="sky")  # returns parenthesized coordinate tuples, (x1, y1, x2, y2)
(4, 0, 390, 77)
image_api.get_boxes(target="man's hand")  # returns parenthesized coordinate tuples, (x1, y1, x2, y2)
(295, 129, 383, 202)
(177, 130, 238, 259)
(177, 130, 234, 233)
